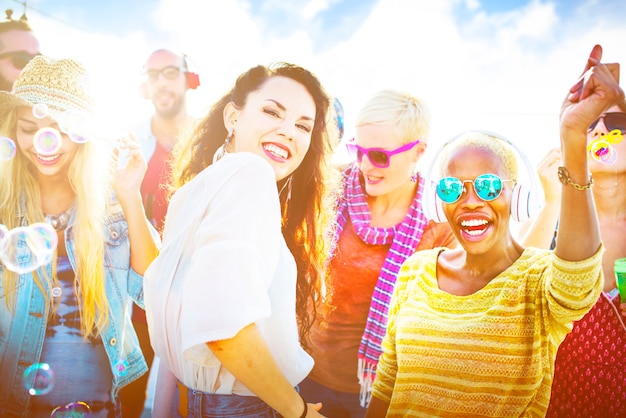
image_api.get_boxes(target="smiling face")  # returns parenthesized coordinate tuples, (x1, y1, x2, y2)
(142, 50, 188, 118)
(224, 75, 316, 181)
(441, 146, 513, 255)
(15, 106, 79, 180)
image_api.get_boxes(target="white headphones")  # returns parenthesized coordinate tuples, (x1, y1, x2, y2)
(422, 130, 542, 223)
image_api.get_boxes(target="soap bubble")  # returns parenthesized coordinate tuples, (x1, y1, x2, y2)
(32, 103, 49, 119)
(58, 110, 92, 144)
(51, 401, 91, 418)
(0, 136, 16, 161)
(33, 128, 63, 155)
(23, 363, 55, 396)
(114, 358, 129, 377)
(0, 223, 58, 274)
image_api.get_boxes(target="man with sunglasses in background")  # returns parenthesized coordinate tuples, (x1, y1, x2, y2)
(120, 48, 199, 418)
(135, 48, 198, 234)
(0, 9, 39, 91)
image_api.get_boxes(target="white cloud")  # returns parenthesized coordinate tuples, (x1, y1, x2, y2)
(23, 0, 626, 167)
(301, 0, 331, 20)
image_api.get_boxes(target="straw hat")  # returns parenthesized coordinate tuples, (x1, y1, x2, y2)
(0, 55, 94, 122)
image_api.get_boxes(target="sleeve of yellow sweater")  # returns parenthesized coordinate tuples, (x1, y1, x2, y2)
(544, 244, 604, 344)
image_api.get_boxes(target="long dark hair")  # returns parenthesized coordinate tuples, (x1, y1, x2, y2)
(170, 62, 338, 347)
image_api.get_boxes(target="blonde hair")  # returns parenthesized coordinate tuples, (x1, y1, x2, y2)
(436, 131, 519, 181)
(0, 108, 111, 339)
(355, 89, 431, 143)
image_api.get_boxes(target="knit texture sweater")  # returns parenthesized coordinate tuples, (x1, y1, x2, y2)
(372, 246, 604, 417)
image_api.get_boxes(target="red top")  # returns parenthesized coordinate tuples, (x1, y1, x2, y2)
(134, 139, 173, 323)
(546, 291, 626, 418)
(140, 139, 172, 235)
(307, 218, 456, 392)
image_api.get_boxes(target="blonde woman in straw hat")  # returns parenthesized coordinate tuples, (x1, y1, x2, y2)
(0, 55, 159, 417)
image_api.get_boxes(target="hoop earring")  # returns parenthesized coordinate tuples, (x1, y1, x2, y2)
(213, 128, 233, 163)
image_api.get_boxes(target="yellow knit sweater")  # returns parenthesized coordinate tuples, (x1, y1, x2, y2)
(372, 246, 603, 418)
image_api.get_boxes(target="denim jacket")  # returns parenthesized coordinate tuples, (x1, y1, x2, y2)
(0, 202, 156, 417)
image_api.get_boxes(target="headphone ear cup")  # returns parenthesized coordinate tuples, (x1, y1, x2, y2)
(510, 182, 541, 223)
(186, 71, 200, 90)
(423, 181, 447, 223)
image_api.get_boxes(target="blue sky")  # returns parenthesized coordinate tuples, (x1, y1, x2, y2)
(19, 0, 623, 51)
(6, 0, 626, 165)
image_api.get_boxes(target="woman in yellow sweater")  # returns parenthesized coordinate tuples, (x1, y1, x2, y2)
(365, 44, 620, 418)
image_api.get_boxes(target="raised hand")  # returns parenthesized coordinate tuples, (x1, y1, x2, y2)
(561, 45, 625, 141)
(111, 132, 147, 203)
(537, 147, 562, 206)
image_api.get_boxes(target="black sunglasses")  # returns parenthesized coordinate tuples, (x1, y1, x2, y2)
(143, 65, 185, 82)
(588, 112, 626, 134)
(0, 51, 40, 70)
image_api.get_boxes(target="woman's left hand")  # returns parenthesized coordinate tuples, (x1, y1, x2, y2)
(111, 132, 147, 201)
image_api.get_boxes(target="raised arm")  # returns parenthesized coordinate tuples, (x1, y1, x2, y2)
(111, 134, 159, 275)
(519, 147, 561, 249)
(555, 45, 624, 261)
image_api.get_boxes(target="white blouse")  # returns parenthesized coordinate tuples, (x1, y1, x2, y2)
(144, 152, 313, 395)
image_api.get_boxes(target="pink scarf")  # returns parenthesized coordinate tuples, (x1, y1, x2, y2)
(331, 165, 427, 406)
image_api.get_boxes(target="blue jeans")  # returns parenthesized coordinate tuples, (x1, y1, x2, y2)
(299, 377, 366, 418)
(174, 381, 280, 417)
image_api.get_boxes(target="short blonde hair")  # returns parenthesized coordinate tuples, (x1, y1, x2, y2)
(436, 131, 519, 182)
(355, 89, 431, 143)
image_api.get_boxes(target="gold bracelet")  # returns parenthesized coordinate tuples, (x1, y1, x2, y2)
(557, 166, 593, 190)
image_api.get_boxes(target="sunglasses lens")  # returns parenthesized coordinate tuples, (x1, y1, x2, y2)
(436, 177, 463, 203)
(13, 58, 28, 69)
(474, 174, 502, 201)
(10, 52, 36, 70)
(605, 113, 626, 133)
(146, 69, 159, 81)
(145, 66, 181, 81)
(162, 66, 181, 79)
(368, 151, 389, 167)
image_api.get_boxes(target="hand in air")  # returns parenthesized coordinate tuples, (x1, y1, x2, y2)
(560, 44, 625, 144)
(111, 132, 147, 201)
(536, 147, 562, 205)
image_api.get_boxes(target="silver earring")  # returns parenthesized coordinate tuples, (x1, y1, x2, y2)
(213, 128, 233, 163)
(410, 170, 419, 183)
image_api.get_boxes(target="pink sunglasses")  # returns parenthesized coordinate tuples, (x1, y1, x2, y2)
(346, 139, 421, 168)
